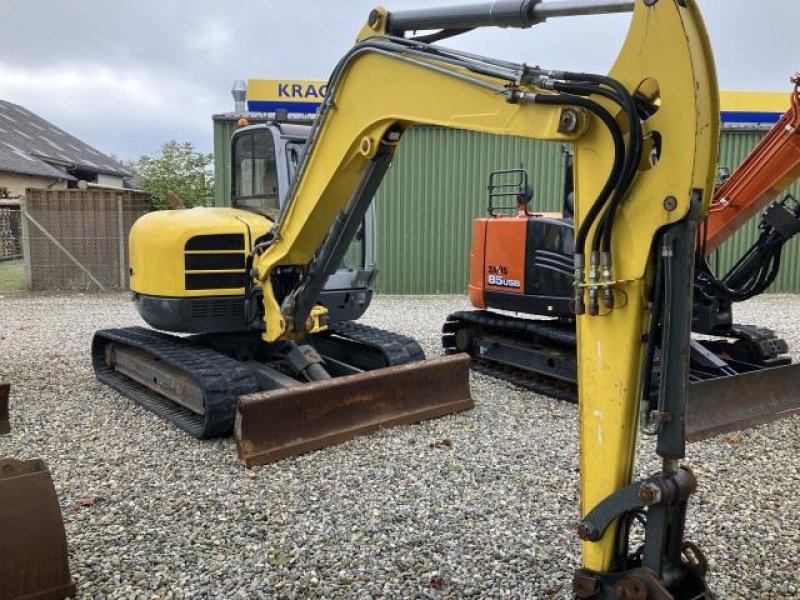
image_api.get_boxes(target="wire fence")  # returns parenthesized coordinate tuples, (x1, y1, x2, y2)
(21, 189, 152, 291)
(0, 205, 22, 261)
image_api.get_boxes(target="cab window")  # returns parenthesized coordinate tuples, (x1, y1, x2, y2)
(233, 131, 279, 215)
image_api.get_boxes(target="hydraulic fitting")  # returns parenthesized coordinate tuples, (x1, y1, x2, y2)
(588, 251, 599, 316)
(573, 254, 586, 315)
(601, 252, 614, 309)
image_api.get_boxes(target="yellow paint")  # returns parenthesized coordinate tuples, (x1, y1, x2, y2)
(576, 0, 718, 571)
(720, 90, 789, 114)
(129, 207, 270, 297)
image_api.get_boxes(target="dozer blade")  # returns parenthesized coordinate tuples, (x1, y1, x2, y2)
(236, 354, 473, 467)
(0, 458, 76, 600)
(0, 382, 9, 436)
(687, 363, 800, 442)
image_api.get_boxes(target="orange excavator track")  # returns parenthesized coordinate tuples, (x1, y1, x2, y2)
(705, 76, 800, 253)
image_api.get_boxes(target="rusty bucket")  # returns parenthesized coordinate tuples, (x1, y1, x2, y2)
(0, 381, 75, 600)
(0, 458, 76, 600)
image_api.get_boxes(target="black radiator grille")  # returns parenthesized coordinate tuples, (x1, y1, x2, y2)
(184, 234, 247, 290)
(185, 234, 244, 251)
(184, 253, 245, 271)
(190, 298, 246, 318)
(185, 272, 247, 290)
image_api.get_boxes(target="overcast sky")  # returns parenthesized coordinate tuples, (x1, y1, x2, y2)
(0, 0, 796, 161)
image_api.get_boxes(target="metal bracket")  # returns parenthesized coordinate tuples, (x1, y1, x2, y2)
(578, 467, 696, 542)
(286, 343, 325, 374)
(573, 564, 713, 600)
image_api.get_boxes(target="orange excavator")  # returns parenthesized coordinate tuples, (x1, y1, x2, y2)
(444, 76, 800, 432)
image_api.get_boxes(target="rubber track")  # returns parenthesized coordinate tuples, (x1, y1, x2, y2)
(92, 327, 259, 439)
(443, 310, 576, 348)
(471, 359, 578, 403)
(443, 311, 793, 403)
(442, 311, 578, 402)
(325, 321, 426, 366)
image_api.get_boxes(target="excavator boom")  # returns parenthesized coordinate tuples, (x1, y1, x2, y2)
(245, 1, 733, 596)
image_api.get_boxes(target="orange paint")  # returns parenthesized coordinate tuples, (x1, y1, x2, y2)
(706, 79, 800, 254)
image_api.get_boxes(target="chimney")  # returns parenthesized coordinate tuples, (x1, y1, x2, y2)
(232, 80, 247, 113)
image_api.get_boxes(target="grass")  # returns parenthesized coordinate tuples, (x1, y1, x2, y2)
(0, 259, 25, 292)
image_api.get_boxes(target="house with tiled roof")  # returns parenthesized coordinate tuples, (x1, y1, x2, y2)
(0, 100, 134, 197)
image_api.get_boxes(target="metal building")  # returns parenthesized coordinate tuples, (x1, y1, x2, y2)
(213, 117, 800, 294)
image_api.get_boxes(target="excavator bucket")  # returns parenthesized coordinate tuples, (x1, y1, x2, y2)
(0, 459, 76, 600)
(687, 363, 800, 442)
(0, 383, 75, 600)
(236, 354, 473, 467)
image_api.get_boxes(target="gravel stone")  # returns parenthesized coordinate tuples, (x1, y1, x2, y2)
(0, 291, 797, 598)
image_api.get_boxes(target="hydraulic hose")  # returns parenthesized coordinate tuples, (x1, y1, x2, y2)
(528, 91, 627, 314)
(536, 69, 644, 311)
(549, 80, 635, 258)
(640, 234, 666, 434)
(559, 71, 643, 255)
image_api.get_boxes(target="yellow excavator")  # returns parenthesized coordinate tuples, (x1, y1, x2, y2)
(91, 0, 800, 596)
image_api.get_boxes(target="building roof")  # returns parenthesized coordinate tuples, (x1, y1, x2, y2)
(0, 99, 132, 181)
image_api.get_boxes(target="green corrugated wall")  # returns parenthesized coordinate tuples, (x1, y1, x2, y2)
(712, 130, 800, 293)
(213, 118, 239, 207)
(372, 127, 567, 293)
(213, 120, 800, 294)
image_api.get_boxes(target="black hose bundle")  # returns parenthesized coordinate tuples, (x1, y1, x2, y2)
(696, 196, 800, 303)
(532, 70, 645, 313)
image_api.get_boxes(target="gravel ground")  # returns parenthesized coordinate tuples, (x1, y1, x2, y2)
(0, 292, 798, 599)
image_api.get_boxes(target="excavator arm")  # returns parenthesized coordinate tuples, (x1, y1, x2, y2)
(704, 76, 800, 253)
(248, 1, 722, 597)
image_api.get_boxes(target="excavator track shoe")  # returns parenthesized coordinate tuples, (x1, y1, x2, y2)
(92, 327, 259, 438)
(236, 353, 473, 467)
(0, 458, 76, 600)
(687, 362, 800, 442)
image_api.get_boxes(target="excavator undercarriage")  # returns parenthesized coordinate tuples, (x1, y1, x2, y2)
(93, 322, 472, 465)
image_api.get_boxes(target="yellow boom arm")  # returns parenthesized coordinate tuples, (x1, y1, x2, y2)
(251, 0, 718, 587)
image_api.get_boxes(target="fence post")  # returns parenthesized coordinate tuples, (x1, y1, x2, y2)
(20, 197, 32, 290)
(117, 195, 126, 289)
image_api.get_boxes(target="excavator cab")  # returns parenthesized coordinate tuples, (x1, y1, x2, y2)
(232, 122, 378, 322)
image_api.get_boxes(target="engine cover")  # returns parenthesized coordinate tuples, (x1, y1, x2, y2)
(468, 213, 574, 317)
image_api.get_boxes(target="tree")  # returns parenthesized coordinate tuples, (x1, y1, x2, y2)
(133, 141, 214, 209)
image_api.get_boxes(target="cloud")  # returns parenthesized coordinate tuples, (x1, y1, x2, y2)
(0, 62, 212, 159)
(0, 0, 796, 160)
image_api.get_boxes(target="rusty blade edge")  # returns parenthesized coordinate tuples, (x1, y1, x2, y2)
(686, 363, 800, 443)
(235, 354, 473, 467)
(238, 399, 474, 467)
(0, 382, 9, 436)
